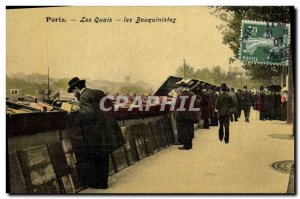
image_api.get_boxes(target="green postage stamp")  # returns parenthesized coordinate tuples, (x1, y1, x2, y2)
(239, 20, 290, 65)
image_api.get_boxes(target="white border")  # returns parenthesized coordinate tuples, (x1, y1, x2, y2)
(1, 1, 299, 199)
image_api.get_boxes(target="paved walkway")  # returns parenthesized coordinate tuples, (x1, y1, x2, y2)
(80, 110, 294, 193)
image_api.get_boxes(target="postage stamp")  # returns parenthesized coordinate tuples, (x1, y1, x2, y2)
(239, 20, 290, 65)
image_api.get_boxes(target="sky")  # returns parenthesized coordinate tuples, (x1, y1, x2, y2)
(6, 6, 243, 89)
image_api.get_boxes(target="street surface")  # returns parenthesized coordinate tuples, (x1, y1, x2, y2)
(81, 110, 294, 194)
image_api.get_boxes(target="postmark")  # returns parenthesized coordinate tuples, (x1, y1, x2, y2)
(239, 20, 290, 65)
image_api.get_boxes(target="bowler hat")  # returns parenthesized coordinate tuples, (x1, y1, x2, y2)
(67, 77, 86, 93)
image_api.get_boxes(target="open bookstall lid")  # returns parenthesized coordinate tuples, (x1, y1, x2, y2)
(153, 76, 211, 96)
(153, 76, 183, 96)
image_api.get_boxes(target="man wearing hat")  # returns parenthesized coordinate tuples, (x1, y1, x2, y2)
(257, 86, 266, 120)
(215, 83, 233, 144)
(174, 85, 200, 150)
(241, 86, 253, 122)
(200, 85, 213, 129)
(67, 77, 125, 189)
(229, 88, 239, 122)
(207, 85, 218, 126)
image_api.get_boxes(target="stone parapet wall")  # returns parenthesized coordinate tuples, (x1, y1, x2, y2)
(7, 113, 178, 193)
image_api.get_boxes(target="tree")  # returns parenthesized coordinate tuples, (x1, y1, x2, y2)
(119, 85, 148, 95)
(176, 59, 195, 78)
(194, 68, 212, 83)
(210, 66, 226, 85)
(52, 78, 69, 91)
(176, 64, 262, 90)
(211, 6, 294, 124)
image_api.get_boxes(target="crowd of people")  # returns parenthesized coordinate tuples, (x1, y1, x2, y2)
(254, 86, 288, 121)
(174, 82, 288, 150)
(198, 85, 288, 126)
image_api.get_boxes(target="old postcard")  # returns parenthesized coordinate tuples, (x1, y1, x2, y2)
(6, 6, 295, 194)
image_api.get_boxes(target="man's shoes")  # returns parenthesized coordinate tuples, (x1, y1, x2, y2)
(219, 138, 223, 141)
(178, 146, 192, 150)
(225, 141, 229, 144)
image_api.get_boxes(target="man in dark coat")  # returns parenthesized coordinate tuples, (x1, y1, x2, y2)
(265, 91, 275, 120)
(236, 89, 243, 118)
(273, 92, 281, 120)
(208, 87, 218, 126)
(257, 86, 266, 120)
(229, 88, 239, 122)
(200, 88, 213, 129)
(280, 93, 288, 121)
(252, 91, 258, 110)
(215, 83, 233, 144)
(175, 87, 200, 150)
(241, 86, 252, 122)
(210, 87, 220, 126)
(68, 77, 125, 189)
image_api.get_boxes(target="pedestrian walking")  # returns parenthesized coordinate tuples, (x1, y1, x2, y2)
(229, 88, 239, 122)
(210, 87, 220, 126)
(241, 86, 252, 122)
(208, 86, 218, 126)
(236, 89, 243, 118)
(215, 83, 233, 144)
